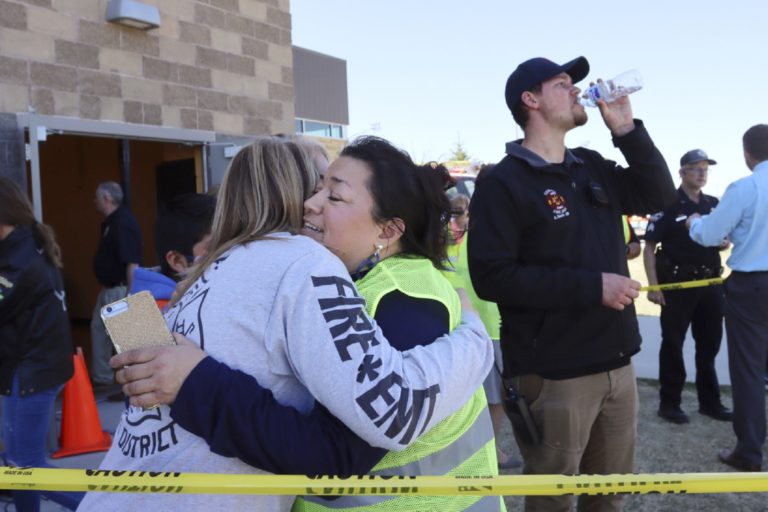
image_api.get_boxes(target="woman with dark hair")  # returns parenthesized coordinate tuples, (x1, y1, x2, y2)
(0, 177, 82, 511)
(113, 136, 502, 511)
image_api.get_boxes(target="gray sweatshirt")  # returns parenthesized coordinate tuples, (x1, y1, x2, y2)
(77, 233, 493, 511)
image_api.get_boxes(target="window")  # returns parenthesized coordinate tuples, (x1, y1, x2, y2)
(295, 119, 345, 139)
(303, 121, 331, 137)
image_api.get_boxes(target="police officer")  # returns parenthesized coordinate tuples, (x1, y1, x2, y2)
(643, 149, 731, 424)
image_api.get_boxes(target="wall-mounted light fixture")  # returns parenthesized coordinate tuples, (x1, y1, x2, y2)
(106, 0, 160, 30)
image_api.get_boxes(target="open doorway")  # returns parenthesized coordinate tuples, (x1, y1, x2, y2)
(32, 133, 203, 360)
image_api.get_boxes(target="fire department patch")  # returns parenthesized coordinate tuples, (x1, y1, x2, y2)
(544, 189, 570, 220)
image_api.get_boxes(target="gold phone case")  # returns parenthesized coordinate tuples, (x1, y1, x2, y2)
(101, 291, 176, 353)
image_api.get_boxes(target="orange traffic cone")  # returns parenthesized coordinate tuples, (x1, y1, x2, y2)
(52, 347, 113, 458)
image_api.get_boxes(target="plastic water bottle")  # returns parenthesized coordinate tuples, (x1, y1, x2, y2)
(579, 69, 643, 107)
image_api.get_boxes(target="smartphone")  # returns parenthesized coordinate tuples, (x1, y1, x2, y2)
(101, 291, 176, 354)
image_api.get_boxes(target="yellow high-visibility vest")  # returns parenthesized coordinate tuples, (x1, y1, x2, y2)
(293, 256, 502, 512)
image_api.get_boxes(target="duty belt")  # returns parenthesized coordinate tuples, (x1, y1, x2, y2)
(669, 264, 723, 281)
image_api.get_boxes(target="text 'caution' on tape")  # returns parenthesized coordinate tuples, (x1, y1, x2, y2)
(2, 468, 767, 496)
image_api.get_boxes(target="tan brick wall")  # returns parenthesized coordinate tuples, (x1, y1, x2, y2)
(0, 83, 30, 113)
(310, 136, 347, 162)
(0, 0, 294, 137)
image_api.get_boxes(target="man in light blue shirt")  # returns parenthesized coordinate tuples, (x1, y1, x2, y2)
(686, 124, 768, 472)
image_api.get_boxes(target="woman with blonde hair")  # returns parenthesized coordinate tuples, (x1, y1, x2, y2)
(79, 136, 493, 511)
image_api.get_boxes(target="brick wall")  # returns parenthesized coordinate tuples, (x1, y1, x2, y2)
(0, 0, 294, 136)
(311, 135, 346, 161)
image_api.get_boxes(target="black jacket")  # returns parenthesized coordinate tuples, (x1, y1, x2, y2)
(0, 227, 74, 395)
(93, 206, 143, 287)
(645, 187, 722, 271)
(468, 120, 675, 378)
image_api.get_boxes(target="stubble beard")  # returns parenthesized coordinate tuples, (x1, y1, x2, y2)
(573, 107, 588, 127)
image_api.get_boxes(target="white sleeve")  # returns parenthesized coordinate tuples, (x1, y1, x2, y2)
(689, 180, 751, 247)
(272, 251, 494, 451)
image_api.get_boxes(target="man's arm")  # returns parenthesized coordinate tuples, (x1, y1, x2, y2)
(468, 171, 603, 310)
(642, 241, 665, 306)
(626, 241, 641, 260)
(593, 94, 675, 215)
(625, 223, 641, 259)
(610, 122, 676, 215)
(688, 180, 751, 246)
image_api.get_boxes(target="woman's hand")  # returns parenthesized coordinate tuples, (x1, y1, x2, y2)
(110, 333, 207, 408)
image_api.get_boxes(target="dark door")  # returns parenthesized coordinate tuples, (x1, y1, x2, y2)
(155, 159, 196, 214)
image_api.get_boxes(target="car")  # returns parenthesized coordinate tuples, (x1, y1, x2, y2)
(446, 174, 476, 199)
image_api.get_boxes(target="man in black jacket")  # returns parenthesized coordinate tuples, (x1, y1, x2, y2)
(469, 56, 675, 512)
(90, 181, 142, 387)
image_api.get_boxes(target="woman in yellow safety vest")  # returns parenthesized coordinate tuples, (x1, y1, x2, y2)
(293, 138, 501, 511)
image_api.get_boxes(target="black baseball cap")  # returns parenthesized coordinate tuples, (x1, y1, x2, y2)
(505, 56, 590, 112)
(680, 149, 717, 167)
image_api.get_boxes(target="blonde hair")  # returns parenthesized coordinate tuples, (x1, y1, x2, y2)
(172, 136, 319, 303)
(276, 134, 329, 179)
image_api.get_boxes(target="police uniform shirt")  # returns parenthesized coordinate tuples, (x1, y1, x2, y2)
(645, 187, 721, 268)
(93, 206, 142, 287)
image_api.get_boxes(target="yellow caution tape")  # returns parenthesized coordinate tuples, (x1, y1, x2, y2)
(641, 277, 724, 293)
(1, 467, 767, 496)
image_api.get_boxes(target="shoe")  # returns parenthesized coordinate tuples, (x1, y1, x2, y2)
(498, 457, 522, 470)
(657, 405, 689, 424)
(699, 404, 733, 421)
(718, 449, 761, 472)
(107, 390, 126, 402)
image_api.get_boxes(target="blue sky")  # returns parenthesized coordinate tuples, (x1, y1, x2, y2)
(291, 0, 768, 196)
